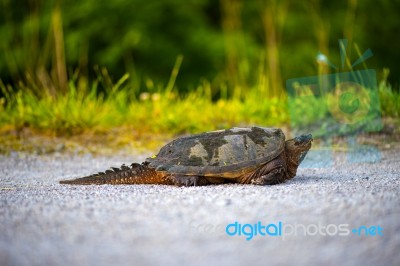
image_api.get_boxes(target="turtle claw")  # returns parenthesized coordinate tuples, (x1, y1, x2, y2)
(170, 175, 200, 186)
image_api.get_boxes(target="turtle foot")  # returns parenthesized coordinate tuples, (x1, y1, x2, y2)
(251, 168, 285, 185)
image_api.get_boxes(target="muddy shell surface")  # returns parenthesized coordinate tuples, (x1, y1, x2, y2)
(145, 127, 285, 178)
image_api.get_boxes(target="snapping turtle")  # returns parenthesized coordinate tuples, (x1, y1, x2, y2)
(60, 127, 312, 186)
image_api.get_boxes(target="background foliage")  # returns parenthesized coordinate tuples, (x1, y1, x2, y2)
(1, 0, 399, 94)
(0, 0, 399, 139)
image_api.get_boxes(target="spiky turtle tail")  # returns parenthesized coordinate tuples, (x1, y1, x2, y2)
(59, 163, 171, 185)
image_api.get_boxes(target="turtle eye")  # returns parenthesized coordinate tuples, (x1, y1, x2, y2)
(294, 137, 302, 145)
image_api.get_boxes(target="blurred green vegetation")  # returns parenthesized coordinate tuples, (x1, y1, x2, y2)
(0, 0, 399, 138)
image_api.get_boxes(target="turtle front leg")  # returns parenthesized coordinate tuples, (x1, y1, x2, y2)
(250, 167, 286, 185)
(247, 152, 288, 185)
(168, 175, 211, 186)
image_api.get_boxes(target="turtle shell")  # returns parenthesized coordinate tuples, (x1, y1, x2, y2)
(145, 127, 285, 178)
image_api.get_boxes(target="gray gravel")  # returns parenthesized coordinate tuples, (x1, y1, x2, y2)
(1, 148, 399, 266)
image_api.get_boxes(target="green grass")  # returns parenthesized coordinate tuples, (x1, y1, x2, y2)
(0, 78, 288, 137)
(0, 68, 399, 142)
(378, 80, 400, 119)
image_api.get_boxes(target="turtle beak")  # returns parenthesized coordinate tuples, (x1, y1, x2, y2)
(298, 150, 308, 164)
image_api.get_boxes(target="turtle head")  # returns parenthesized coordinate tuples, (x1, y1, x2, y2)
(285, 134, 312, 178)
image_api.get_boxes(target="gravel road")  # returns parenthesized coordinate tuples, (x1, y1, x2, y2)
(1, 147, 399, 266)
